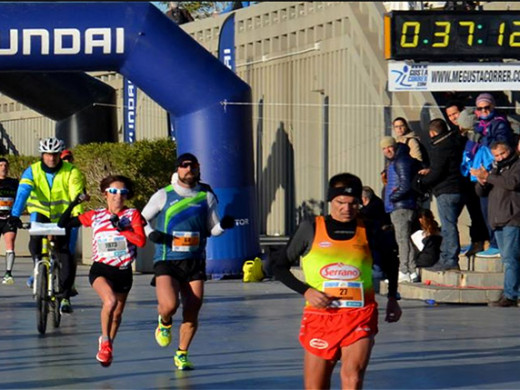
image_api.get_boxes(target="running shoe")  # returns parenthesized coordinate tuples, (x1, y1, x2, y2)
(96, 336, 113, 367)
(155, 315, 172, 347)
(174, 350, 194, 370)
(60, 299, 73, 314)
(2, 273, 14, 285)
(26, 275, 34, 289)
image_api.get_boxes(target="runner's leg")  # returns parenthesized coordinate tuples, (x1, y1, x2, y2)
(92, 277, 117, 338)
(109, 292, 128, 341)
(339, 337, 374, 390)
(178, 279, 203, 351)
(155, 274, 180, 323)
(303, 350, 336, 390)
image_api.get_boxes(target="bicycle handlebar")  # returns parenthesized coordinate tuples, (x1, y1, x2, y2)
(27, 222, 66, 236)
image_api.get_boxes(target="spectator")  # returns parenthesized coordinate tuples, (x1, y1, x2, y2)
(360, 186, 391, 228)
(165, 2, 194, 24)
(472, 141, 520, 307)
(411, 208, 442, 268)
(380, 136, 419, 283)
(417, 119, 465, 271)
(472, 93, 514, 258)
(360, 186, 396, 280)
(392, 117, 428, 166)
(444, 101, 488, 256)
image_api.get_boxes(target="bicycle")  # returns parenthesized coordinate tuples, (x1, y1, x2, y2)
(28, 222, 66, 335)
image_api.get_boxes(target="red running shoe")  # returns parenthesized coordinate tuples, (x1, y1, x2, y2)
(96, 336, 113, 367)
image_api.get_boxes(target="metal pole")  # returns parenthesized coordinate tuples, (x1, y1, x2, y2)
(256, 97, 264, 234)
(323, 95, 329, 215)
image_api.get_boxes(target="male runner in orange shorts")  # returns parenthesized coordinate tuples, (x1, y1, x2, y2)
(275, 173, 401, 389)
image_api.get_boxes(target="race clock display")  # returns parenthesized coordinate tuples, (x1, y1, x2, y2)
(384, 11, 520, 61)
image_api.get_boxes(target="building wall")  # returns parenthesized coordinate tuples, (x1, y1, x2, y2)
(0, 1, 445, 236)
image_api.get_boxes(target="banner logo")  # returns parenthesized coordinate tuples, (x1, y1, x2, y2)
(0, 27, 125, 56)
(389, 62, 520, 91)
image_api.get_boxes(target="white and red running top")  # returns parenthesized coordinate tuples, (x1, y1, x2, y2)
(79, 207, 146, 269)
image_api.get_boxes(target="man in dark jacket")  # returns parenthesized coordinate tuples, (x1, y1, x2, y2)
(472, 141, 520, 307)
(417, 119, 465, 271)
(381, 136, 419, 282)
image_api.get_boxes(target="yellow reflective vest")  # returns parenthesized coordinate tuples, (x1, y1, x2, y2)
(21, 161, 85, 221)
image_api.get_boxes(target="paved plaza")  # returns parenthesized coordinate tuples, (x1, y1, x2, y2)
(1, 258, 520, 389)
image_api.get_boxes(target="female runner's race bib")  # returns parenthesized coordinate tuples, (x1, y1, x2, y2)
(171, 231, 200, 252)
(97, 235, 128, 258)
(323, 280, 365, 308)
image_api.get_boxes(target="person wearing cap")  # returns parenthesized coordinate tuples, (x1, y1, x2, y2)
(471, 93, 514, 257)
(274, 172, 401, 390)
(141, 152, 235, 370)
(0, 158, 19, 285)
(380, 136, 420, 283)
(416, 119, 465, 271)
(10, 137, 85, 314)
(61, 149, 73, 163)
(445, 101, 489, 257)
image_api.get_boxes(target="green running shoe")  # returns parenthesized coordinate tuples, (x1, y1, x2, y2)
(155, 315, 171, 347)
(174, 350, 194, 370)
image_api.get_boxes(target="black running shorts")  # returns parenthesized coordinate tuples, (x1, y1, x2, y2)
(89, 261, 133, 294)
(153, 259, 207, 283)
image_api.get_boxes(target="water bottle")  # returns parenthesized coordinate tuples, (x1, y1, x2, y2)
(425, 299, 438, 306)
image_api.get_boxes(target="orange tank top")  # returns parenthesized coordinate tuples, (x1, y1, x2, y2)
(301, 216, 374, 308)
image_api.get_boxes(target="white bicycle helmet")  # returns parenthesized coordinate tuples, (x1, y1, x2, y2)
(39, 137, 64, 153)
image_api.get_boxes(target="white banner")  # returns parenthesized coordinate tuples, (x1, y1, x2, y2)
(388, 62, 520, 92)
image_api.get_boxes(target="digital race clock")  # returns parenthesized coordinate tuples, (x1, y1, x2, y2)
(384, 11, 520, 61)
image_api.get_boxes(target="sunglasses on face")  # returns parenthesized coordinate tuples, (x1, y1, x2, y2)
(179, 161, 199, 169)
(105, 188, 129, 195)
(476, 105, 492, 111)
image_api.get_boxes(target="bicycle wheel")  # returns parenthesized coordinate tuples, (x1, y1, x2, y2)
(35, 262, 49, 335)
(51, 262, 61, 328)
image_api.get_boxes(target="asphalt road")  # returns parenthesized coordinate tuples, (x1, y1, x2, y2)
(1, 258, 520, 389)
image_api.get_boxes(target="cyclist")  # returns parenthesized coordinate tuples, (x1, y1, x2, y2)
(142, 152, 235, 370)
(59, 175, 146, 367)
(10, 137, 85, 314)
(0, 158, 19, 285)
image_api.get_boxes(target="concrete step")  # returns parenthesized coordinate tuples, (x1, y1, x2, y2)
(459, 255, 504, 272)
(380, 280, 502, 304)
(421, 269, 503, 289)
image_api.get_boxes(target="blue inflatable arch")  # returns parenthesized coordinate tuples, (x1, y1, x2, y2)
(0, 2, 260, 277)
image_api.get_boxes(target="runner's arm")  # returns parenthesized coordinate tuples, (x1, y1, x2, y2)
(273, 220, 314, 295)
(118, 210, 147, 248)
(141, 189, 167, 236)
(58, 194, 86, 228)
(11, 166, 34, 217)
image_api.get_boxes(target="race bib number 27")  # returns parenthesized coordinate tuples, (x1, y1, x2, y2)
(323, 281, 365, 308)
